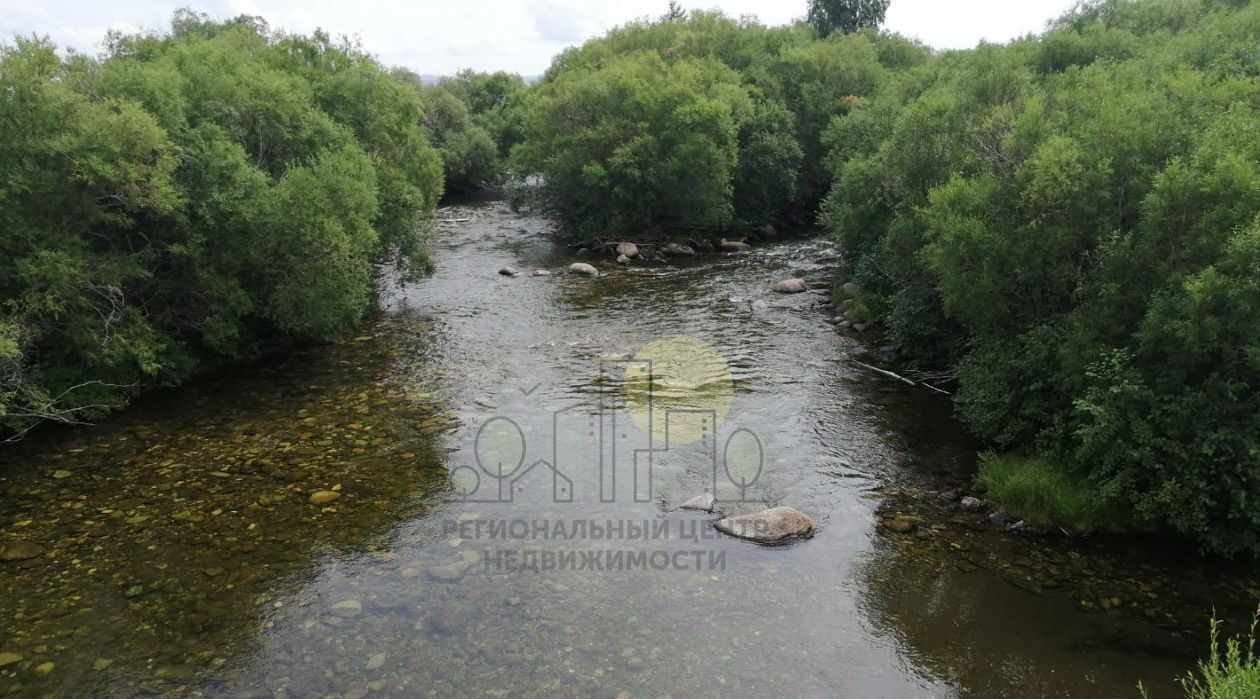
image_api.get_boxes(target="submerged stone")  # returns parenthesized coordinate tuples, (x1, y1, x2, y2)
(0, 541, 45, 561)
(309, 490, 341, 505)
(331, 599, 362, 618)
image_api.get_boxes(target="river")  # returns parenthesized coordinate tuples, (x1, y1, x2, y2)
(1, 198, 1256, 698)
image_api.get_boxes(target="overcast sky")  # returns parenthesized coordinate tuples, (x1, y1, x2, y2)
(0, 0, 1081, 76)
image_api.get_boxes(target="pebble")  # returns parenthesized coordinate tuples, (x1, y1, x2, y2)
(365, 652, 386, 671)
(309, 491, 341, 505)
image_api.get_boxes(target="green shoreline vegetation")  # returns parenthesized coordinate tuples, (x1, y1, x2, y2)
(0, 11, 525, 440)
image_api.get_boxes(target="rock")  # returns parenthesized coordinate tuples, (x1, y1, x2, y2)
(771, 278, 808, 294)
(662, 242, 695, 257)
(881, 517, 917, 533)
(836, 321, 852, 330)
(616, 242, 639, 259)
(92, 658, 112, 671)
(841, 281, 862, 298)
(937, 489, 960, 503)
(427, 561, 470, 582)
(751, 299, 769, 313)
(988, 512, 1010, 528)
(568, 262, 599, 276)
(331, 599, 363, 618)
(0, 541, 44, 561)
(680, 493, 717, 513)
(497, 266, 518, 277)
(960, 496, 985, 513)
(0, 652, 22, 668)
(720, 239, 752, 252)
(715, 507, 813, 544)
(309, 490, 341, 505)
(852, 322, 868, 332)
(34, 662, 54, 676)
(617, 254, 630, 265)
(51, 470, 73, 479)
(532, 269, 551, 276)
(365, 652, 386, 671)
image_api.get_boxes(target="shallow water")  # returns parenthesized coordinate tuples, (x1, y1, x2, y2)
(1, 199, 1256, 698)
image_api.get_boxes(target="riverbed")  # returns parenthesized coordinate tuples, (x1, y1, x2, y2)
(0, 199, 1256, 698)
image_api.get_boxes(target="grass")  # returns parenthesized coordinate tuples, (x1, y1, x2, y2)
(1142, 611, 1260, 699)
(975, 452, 1116, 532)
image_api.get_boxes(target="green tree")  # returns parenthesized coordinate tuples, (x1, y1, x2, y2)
(807, 0, 891, 37)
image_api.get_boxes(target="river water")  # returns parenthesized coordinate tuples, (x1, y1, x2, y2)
(1, 199, 1257, 698)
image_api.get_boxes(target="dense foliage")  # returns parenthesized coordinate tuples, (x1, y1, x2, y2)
(511, 11, 923, 240)
(0, 12, 463, 438)
(820, 0, 1260, 555)
(808, 0, 892, 37)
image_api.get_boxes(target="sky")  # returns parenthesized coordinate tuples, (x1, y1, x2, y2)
(0, 0, 1082, 76)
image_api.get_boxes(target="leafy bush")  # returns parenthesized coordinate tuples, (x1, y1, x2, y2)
(513, 51, 752, 239)
(0, 13, 446, 438)
(821, 0, 1260, 554)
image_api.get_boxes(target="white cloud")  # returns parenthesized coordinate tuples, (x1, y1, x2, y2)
(0, 0, 1082, 75)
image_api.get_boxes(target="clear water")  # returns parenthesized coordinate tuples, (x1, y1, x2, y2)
(1, 199, 1255, 698)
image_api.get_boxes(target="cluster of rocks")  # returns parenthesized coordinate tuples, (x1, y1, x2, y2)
(497, 235, 767, 280)
(679, 493, 814, 545)
(935, 489, 1028, 533)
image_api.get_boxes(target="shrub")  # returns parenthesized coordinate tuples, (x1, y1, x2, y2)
(1144, 611, 1260, 699)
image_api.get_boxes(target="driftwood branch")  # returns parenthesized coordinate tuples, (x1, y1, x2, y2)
(851, 360, 953, 395)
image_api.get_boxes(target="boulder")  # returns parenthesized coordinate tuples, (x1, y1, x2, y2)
(680, 493, 718, 513)
(715, 507, 813, 544)
(751, 299, 769, 313)
(721, 239, 752, 252)
(662, 242, 696, 257)
(617, 254, 630, 265)
(532, 269, 551, 277)
(616, 242, 640, 259)
(498, 266, 518, 277)
(569, 262, 599, 276)
(771, 278, 808, 294)
(841, 281, 862, 298)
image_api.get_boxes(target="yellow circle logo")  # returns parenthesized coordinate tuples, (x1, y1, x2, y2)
(622, 335, 733, 445)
